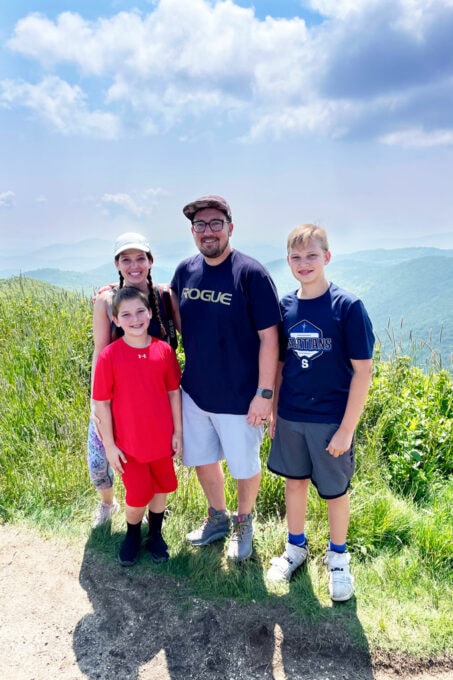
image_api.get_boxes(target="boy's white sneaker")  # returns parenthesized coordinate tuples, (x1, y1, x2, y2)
(267, 541, 309, 583)
(324, 550, 355, 602)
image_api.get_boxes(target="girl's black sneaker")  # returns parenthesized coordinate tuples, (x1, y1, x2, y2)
(118, 531, 141, 566)
(146, 533, 169, 563)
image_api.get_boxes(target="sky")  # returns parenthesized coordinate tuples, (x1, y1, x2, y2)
(1, 0, 453, 260)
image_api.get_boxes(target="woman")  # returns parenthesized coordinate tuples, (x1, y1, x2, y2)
(89, 232, 177, 527)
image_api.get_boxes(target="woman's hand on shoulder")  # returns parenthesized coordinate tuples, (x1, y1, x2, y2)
(92, 282, 117, 304)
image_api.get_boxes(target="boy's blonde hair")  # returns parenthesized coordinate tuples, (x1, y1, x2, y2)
(287, 224, 329, 254)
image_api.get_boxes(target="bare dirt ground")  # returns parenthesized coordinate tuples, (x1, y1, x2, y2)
(0, 524, 451, 680)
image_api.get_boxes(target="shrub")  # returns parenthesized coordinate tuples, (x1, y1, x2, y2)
(358, 353, 452, 502)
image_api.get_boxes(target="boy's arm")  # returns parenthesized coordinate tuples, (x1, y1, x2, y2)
(168, 388, 183, 457)
(268, 360, 284, 439)
(93, 400, 127, 474)
(326, 358, 373, 457)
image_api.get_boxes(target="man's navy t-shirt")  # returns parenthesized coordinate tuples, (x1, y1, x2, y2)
(171, 250, 281, 414)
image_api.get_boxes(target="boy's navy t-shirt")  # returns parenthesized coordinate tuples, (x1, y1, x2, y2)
(171, 250, 281, 414)
(278, 283, 375, 424)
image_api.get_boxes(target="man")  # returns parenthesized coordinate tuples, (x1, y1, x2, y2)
(170, 195, 281, 561)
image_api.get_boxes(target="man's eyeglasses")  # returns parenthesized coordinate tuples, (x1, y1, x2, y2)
(192, 219, 228, 233)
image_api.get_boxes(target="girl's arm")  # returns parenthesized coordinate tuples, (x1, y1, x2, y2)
(326, 358, 373, 457)
(90, 294, 114, 432)
(93, 400, 127, 474)
(91, 294, 113, 392)
(168, 388, 183, 457)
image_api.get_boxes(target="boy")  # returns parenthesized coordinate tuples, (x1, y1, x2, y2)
(266, 224, 374, 601)
(93, 286, 182, 566)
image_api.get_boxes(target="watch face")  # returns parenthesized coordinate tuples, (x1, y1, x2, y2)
(259, 389, 273, 399)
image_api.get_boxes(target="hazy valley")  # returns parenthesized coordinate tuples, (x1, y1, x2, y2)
(2, 241, 452, 369)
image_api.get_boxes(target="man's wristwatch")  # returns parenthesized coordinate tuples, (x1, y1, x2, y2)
(256, 388, 273, 399)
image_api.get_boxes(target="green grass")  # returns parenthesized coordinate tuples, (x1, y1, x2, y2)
(0, 276, 452, 662)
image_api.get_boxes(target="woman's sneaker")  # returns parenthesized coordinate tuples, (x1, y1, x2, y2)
(324, 550, 355, 601)
(266, 541, 309, 582)
(91, 499, 120, 528)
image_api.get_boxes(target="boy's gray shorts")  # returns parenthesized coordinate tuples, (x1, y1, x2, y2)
(267, 416, 354, 499)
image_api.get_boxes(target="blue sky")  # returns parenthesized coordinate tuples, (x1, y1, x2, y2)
(1, 0, 453, 259)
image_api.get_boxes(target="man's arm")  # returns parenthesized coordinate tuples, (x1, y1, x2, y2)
(246, 324, 279, 427)
(169, 289, 181, 333)
(326, 358, 373, 457)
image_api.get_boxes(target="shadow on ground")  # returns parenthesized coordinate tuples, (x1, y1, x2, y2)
(73, 528, 376, 680)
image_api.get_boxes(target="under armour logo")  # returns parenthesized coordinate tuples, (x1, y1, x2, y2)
(137, 353, 147, 359)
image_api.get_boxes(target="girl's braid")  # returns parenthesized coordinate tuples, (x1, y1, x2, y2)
(147, 271, 166, 339)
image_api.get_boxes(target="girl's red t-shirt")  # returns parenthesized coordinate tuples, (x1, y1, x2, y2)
(93, 337, 181, 462)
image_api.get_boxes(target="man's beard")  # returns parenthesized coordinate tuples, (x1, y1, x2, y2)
(199, 237, 229, 260)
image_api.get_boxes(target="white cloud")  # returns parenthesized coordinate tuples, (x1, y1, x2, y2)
(0, 76, 120, 138)
(0, 191, 15, 208)
(6, 2, 312, 124)
(142, 187, 168, 200)
(101, 193, 151, 218)
(379, 126, 453, 147)
(3, 0, 453, 145)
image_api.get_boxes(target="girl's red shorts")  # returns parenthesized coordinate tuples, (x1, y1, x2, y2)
(121, 455, 177, 507)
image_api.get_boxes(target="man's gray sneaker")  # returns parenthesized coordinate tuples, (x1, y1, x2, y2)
(266, 541, 309, 582)
(186, 507, 230, 546)
(226, 512, 254, 562)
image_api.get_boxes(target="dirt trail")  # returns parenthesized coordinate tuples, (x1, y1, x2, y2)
(0, 525, 451, 680)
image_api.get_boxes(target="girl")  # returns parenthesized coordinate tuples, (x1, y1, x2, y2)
(93, 286, 182, 565)
(89, 232, 176, 528)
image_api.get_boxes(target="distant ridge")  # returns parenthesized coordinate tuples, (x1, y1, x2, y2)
(1, 245, 451, 370)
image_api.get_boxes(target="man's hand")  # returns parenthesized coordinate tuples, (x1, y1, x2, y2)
(247, 394, 273, 428)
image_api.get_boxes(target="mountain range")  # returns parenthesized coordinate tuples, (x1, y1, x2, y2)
(1, 241, 452, 369)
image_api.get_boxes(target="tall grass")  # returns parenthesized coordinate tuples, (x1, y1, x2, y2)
(0, 277, 452, 658)
(0, 277, 92, 524)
